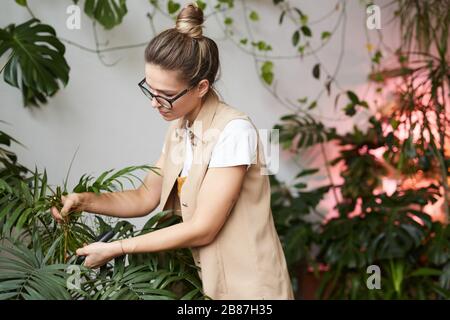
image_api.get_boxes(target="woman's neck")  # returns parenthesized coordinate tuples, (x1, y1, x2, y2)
(185, 94, 208, 126)
(185, 106, 201, 127)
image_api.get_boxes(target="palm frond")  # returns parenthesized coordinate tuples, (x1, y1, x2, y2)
(0, 242, 71, 300)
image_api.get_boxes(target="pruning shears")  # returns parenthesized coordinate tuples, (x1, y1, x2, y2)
(75, 230, 116, 265)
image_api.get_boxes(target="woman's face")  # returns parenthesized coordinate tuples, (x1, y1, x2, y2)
(144, 63, 208, 121)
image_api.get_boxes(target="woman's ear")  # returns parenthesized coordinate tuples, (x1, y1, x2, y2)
(197, 79, 210, 98)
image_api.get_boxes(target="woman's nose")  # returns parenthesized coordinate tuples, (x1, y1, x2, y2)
(151, 97, 161, 108)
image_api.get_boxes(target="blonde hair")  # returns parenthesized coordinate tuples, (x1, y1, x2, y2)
(144, 3, 220, 88)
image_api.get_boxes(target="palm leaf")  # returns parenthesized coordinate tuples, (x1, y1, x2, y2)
(0, 243, 71, 300)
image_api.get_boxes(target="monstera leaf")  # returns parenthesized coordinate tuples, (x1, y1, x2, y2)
(80, 0, 128, 30)
(0, 19, 70, 107)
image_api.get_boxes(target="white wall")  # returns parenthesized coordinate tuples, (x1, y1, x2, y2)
(0, 0, 395, 228)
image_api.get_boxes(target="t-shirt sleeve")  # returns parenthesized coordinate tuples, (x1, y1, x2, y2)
(209, 119, 257, 170)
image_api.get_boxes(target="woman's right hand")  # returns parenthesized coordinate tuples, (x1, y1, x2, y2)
(50, 193, 83, 224)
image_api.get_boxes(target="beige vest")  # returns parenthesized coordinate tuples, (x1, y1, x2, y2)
(157, 90, 294, 300)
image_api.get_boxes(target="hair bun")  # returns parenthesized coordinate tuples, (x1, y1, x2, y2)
(175, 3, 204, 39)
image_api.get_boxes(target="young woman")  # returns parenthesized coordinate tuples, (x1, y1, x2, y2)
(51, 3, 294, 300)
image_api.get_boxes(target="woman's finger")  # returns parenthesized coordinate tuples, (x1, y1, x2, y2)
(50, 207, 63, 224)
(51, 207, 61, 218)
(50, 207, 57, 218)
(60, 199, 73, 217)
(83, 257, 90, 268)
(76, 247, 87, 256)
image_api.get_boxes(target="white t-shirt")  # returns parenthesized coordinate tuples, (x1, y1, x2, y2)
(162, 119, 258, 177)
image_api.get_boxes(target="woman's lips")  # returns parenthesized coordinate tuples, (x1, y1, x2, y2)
(159, 109, 170, 116)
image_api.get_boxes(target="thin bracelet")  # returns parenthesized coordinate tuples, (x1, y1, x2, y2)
(119, 240, 125, 255)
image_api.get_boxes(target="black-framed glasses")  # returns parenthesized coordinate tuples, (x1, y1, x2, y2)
(138, 78, 193, 110)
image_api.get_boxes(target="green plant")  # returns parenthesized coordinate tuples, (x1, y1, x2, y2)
(315, 184, 449, 299)
(0, 126, 28, 179)
(77, 0, 128, 30)
(0, 243, 72, 300)
(0, 212, 205, 300)
(0, 125, 205, 300)
(0, 19, 70, 107)
(272, 0, 450, 299)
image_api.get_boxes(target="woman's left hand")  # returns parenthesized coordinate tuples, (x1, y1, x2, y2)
(76, 241, 122, 268)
